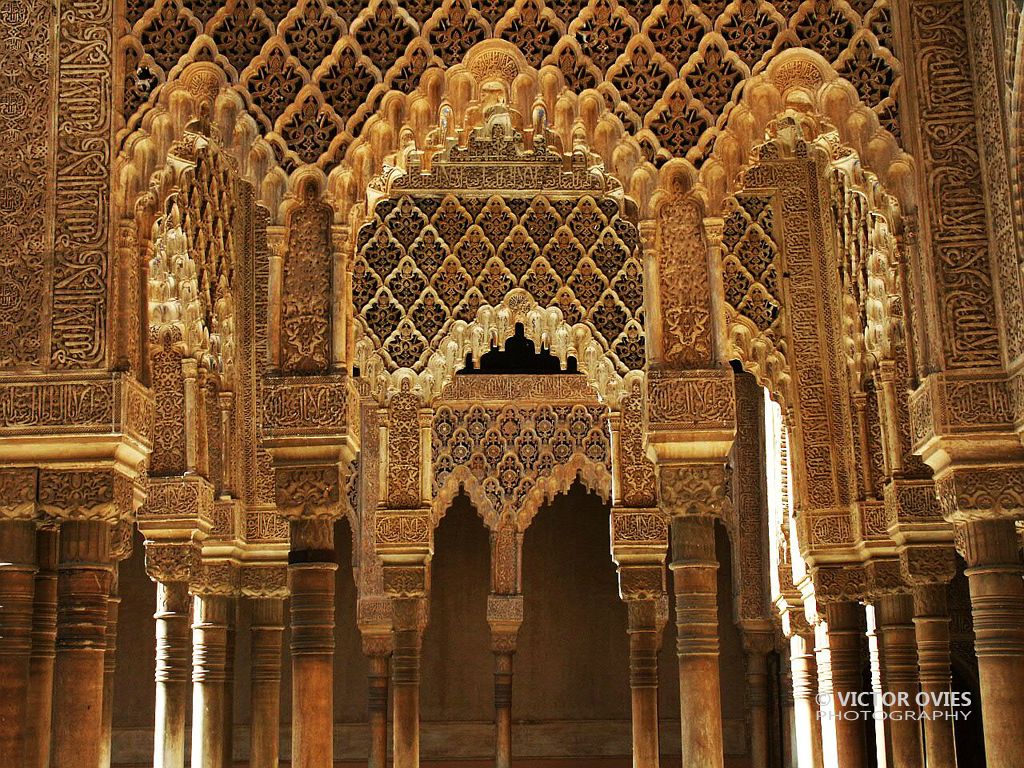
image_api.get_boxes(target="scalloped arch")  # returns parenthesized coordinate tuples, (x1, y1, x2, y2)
(355, 288, 634, 405)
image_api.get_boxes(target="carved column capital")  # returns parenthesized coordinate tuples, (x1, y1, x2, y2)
(274, 465, 342, 520)
(863, 557, 907, 599)
(935, 464, 1024, 524)
(241, 564, 289, 599)
(811, 564, 866, 604)
(143, 540, 199, 584)
(659, 463, 730, 518)
(0, 468, 37, 520)
(899, 545, 956, 586)
(38, 469, 135, 524)
(618, 564, 667, 601)
(191, 560, 240, 597)
(487, 594, 524, 652)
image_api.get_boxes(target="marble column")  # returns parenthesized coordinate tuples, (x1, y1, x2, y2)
(25, 527, 57, 768)
(222, 597, 237, 768)
(627, 598, 662, 768)
(779, 649, 796, 768)
(249, 597, 285, 768)
(875, 593, 924, 768)
(744, 631, 775, 768)
(493, 649, 514, 768)
(154, 581, 191, 768)
(0, 519, 38, 767)
(821, 601, 868, 768)
(960, 518, 1024, 767)
(392, 596, 425, 768)
(789, 629, 823, 768)
(911, 583, 957, 768)
(192, 592, 230, 768)
(289, 518, 337, 768)
(51, 519, 113, 768)
(100, 576, 121, 768)
(670, 516, 724, 768)
(487, 592, 523, 768)
(366, 647, 390, 768)
(865, 605, 891, 768)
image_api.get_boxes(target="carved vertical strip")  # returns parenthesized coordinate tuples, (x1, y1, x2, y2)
(280, 182, 333, 374)
(51, 0, 113, 368)
(897, 1, 1005, 368)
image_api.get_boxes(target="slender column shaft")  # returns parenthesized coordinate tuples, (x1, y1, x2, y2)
(670, 517, 724, 768)
(154, 581, 191, 768)
(51, 519, 113, 768)
(866, 605, 891, 768)
(392, 597, 424, 768)
(627, 600, 661, 768)
(876, 594, 924, 768)
(746, 642, 771, 768)
(191, 594, 229, 768)
(911, 584, 957, 768)
(289, 518, 337, 768)
(367, 652, 390, 768)
(822, 602, 868, 768)
(249, 598, 284, 768)
(100, 582, 121, 768)
(789, 631, 823, 768)
(961, 518, 1024, 768)
(222, 598, 237, 768)
(779, 650, 796, 768)
(494, 650, 513, 768)
(25, 527, 57, 768)
(0, 520, 38, 767)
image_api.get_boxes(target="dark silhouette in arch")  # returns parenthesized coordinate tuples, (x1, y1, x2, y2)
(460, 323, 579, 374)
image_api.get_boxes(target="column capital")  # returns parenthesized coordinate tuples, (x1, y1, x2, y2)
(487, 593, 524, 650)
(660, 463, 731, 519)
(618, 563, 667, 601)
(191, 560, 240, 597)
(935, 464, 1024, 524)
(38, 469, 136, 524)
(240, 564, 289, 599)
(863, 556, 908, 599)
(143, 540, 199, 584)
(0, 468, 37, 520)
(956, 517, 1021, 567)
(811, 564, 866, 604)
(740, 626, 777, 656)
(899, 544, 956, 586)
(274, 465, 343, 520)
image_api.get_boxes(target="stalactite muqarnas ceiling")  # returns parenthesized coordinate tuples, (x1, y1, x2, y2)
(121, 0, 901, 171)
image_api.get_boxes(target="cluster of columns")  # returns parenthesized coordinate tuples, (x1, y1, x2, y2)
(0, 513, 135, 768)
